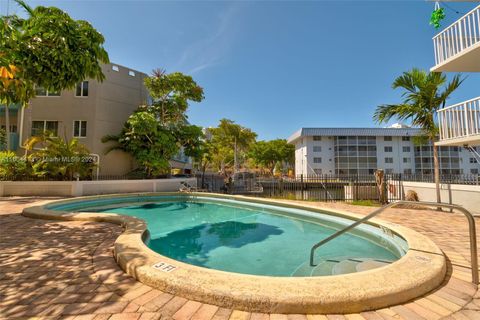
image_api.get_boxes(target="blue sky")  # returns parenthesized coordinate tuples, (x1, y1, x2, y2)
(2, 0, 479, 140)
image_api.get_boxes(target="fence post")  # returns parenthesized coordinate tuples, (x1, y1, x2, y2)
(301, 174, 304, 200)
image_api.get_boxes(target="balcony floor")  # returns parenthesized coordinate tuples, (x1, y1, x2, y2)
(436, 134, 480, 147)
(431, 41, 480, 72)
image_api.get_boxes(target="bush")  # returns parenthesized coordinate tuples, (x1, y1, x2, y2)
(405, 190, 419, 201)
(0, 151, 28, 180)
(26, 134, 96, 180)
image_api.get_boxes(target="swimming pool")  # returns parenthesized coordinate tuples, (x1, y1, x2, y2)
(27, 193, 446, 313)
(49, 195, 407, 277)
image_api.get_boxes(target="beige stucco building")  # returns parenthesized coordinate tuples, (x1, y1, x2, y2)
(1, 63, 192, 176)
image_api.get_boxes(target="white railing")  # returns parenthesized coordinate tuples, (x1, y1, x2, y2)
(433, 5, 480, 66)
(438, 97, 480, 141)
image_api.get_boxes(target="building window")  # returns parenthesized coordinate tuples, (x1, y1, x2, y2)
(402, 136, 410, 141)
(128, 70, 135, 77)
(112, 65, 119, 72)
(313, 136, 322, 141)
(404, 169, 412, 175)
(31, 120, 58, 136)
(403, 157, 411, 163)
(470, 158, 477, 164)
(385, 169, 394, 174)
(313, 146, 321, 152)
(73, 120, 87, 138)
(35, 86, 60, 97)
(385, 157, 393, 164)
(313, 157, 322, 163)
(471, 169, 479, 174)
(403, 146, 410, 152)
(313, 169, 322, 175)
(384, 136, 392, 141)
(384, 146, 393, 152)
(75, 81, 89, 97)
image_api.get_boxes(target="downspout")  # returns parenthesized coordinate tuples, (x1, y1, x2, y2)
(18, 103, 25, 151)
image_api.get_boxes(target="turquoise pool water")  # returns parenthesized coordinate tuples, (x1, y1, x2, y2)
(49, 196, 407, 277)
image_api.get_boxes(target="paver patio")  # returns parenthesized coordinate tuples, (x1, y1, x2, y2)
(0, 197, 479, 320)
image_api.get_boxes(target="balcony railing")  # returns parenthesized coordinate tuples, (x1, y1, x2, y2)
(433, 5, 480, 66)
(438, 97, 480, 142)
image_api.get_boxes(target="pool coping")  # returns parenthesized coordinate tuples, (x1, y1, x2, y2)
(22, 192, 447, 314)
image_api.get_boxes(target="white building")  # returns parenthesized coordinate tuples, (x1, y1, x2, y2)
(288, 126, 480, 176)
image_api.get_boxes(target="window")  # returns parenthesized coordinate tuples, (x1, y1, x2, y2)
(31, 120, 58, 136)
(35, 86, 60, 97)
(75, 81, 89, 97)
(384, 146, 393, 152)
(112, 65, 119, 72)
(404, 169, 412, 175)
(313, 146, 321, 152)
(1, 124, 17, 133)
(471, 169, 479, 174)
(384, 136, 392, 141)
(385, 169, 394, 174)
(73, 120, 87, 138)
(313, 169, 322, 175)
(313, 157, 322, 163)
(470, 158, 477, 164)
(313, 136, 322, 141)
(403, 157, 411, 163)
(403, 146, 411, 152)
(128, 70, 135, 77)
(402, 136, 410, 141)
(385, 157, 393, 164)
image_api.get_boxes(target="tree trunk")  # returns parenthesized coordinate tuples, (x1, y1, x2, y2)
(433, 141, 442, 209)
(5, 105, 10, 151)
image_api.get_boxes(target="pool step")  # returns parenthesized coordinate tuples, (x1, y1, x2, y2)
(292, 257, 393, 277)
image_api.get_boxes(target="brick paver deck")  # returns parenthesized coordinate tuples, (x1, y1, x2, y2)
(0, 197, 479, 320)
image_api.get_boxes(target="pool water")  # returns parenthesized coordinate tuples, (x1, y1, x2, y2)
(50, 197, 406, 277)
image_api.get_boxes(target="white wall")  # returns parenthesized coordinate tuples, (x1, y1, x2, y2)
(0, 178, 197, 197)
(399, 181, 480, 215)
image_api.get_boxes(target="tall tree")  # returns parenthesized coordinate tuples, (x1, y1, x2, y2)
(208, 119, 257, 174)
(373, 69, 463, 205)
(0, 0, 109, 150)
(249, 139, 295, 175)
(103, 70, 204, 177)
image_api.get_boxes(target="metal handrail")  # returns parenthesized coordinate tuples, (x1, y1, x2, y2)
(309, 201, 479, 284)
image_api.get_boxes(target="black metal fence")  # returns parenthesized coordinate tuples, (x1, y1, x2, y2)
(257, 174, 396, 202)
(195, 173, 479, 203)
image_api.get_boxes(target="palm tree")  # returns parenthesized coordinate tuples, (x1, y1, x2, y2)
(374, 68, 463, 205)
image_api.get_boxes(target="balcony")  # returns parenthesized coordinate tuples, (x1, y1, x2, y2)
(437, 97, 480, 146)
(431, 5, 480, 72)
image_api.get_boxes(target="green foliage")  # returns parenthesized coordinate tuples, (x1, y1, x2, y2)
(0, 151, 28, 180)
(430, 7, 446, 29)
(143, 69, 204, 125)
(103, 111, 178, 177)
(374, 68, 463, 203)
(1, 0, 109, 105)
(25, 133, 95, 180)
(103, 70, 205, 177)
(0, 128, 6, 147)
(249, 139, 295, 174)
(373, 68, 463, 141)
(207, 119, 257, 172)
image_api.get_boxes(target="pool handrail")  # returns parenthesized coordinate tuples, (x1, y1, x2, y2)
(309, 201, 479, 284)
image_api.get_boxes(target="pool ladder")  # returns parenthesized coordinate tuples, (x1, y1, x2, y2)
(309, 201, 479, 284)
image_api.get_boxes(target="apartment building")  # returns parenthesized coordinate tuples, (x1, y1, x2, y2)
(288, 126, 480, 176)
(0, 63, 192, 175)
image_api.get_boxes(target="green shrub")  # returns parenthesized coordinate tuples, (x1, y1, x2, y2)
(26, 134, 96, 180)
(0, 151, 28, 180)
